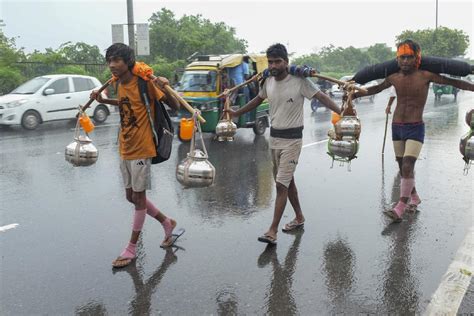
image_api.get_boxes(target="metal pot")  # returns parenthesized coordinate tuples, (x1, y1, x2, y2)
(466, 109, 474, 129)
(460, 133, 474, 160)
(328, 138, 359, 158)
(215, 119, 237, 141)
(176, 149, 216, 187)
(65, 135, 98, 167)
(335, 116, 361, 139)
(176, 116, 216, 187)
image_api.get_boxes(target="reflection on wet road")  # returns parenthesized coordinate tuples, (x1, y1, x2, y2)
(1, 91, 472, 314)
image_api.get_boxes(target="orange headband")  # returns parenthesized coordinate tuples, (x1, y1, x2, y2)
(397, 44, 421, 68)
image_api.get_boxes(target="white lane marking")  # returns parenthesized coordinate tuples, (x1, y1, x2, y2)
(302, 139, 328, 149)
(0, 223, 19, 232)
(424, 226, 474, 315)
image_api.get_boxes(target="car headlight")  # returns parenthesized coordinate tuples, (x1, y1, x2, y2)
(5, 99, 28, 108)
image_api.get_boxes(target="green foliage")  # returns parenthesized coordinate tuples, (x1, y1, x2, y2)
(151, 56, 187, 82)
(366, 43, 394, 63)
(320, 72, 351, 80)
(292, 43, 393, 77)
(27, 48, 68, 64)
(396, 27, 469, 57)
(148, 8, 247, 61)
(0, 31, 26, 65)
(0, 67, 24, 95)
(53, 65, 87, 75)
(0, 31, 26, 94)
(58, 42, 105, 63)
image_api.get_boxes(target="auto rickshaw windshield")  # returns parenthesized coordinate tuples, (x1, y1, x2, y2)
(176, 70, 217, 92)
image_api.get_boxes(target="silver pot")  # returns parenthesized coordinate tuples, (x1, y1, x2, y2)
(460, 133, 474, 160)
(466, 109, 474, 129)
(65, 135, 98, 167)
(176, 149, 215, 187)
(328, 138, 359, 158)
(215, 119, 237, 141)
(335, 116, 361, 139)
(176, 117, 215, 187)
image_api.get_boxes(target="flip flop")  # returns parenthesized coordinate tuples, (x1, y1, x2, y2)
(160, 228, 185, 248)
(282, 219, 305, 232)
(257, 234, 277, 245)
(383, 210, 402, 223)
(112, 256, 135, 268)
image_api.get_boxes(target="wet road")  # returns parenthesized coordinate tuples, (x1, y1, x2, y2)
(1, 90, 472, 315)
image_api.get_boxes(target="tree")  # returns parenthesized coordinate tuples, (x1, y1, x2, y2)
(366, 43, 394, 64)
(148, 8, 247, 61)
(396, 27, 469, 58)
(58, 42, 105, 63)
(0, 31, 25, 94)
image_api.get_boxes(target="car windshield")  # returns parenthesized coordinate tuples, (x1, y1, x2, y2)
(11, 77, 50, 94)
(176, 70, 217, 92)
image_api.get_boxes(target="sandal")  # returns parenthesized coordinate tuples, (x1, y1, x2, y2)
(258, 233, 277, 245)
(112, 256, 135, 268)
(282, 219, 305, 232)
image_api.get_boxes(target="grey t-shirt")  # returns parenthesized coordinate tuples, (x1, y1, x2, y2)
(259, 74, 320, 149)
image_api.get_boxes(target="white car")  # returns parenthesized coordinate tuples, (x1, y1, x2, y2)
(354, 80, 378, 103)
(330, 75, 354, 99)
(331, 76, 377, 103)
(0, 74, 111, 130)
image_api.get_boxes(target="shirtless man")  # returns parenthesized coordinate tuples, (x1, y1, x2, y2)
(353, 39, 474, 222)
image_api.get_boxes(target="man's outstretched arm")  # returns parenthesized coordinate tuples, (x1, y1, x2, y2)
(430, 74, 474, 91)
(226, 95, 264, 118)
(353, 80, 392, 99)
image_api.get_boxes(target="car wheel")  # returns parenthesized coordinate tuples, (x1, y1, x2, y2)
(21, 110, 41, 130)
(253, 117, 267, 135)
(93, 105, 109, 123)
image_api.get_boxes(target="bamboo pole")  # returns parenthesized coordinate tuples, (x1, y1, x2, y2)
(147, 74, 206, 124)
(80, 79, 113, 112)
(217, 74, 260, 98)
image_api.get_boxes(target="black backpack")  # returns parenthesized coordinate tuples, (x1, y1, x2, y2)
(137, 77, 174, 164)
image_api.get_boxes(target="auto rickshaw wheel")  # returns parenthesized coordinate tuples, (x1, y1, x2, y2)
(253, 117, 267, 135)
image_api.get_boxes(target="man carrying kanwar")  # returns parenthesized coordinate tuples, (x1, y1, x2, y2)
(226, 43, 341, 244)
(352, 39, 474, 222)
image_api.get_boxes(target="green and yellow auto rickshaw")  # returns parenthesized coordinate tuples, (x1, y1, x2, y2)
(433, 77, 459, 101)
(174, 54, 270, 141)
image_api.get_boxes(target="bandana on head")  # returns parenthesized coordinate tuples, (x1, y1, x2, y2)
(397, 43, 421, 69)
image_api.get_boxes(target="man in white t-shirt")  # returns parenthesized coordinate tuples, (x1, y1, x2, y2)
(227, 43, 341, 245)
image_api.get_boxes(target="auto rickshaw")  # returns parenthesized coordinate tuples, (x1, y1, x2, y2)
(174, 54, 270, 141)
(433, 79, 459, 101)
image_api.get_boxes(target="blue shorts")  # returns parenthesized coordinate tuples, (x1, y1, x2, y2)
(392, 122, 425, 143)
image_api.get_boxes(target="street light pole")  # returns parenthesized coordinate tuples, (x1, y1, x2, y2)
(126, 0, 135, 52)
(435, 0, 438, 29)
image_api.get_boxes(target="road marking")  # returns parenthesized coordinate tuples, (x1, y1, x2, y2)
(0, 223, 19, 232)
(302, 139, 328, 149)
(424, 226, 474, 315)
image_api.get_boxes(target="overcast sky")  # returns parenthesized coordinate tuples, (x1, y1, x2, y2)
(1, 0, 473, 59)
